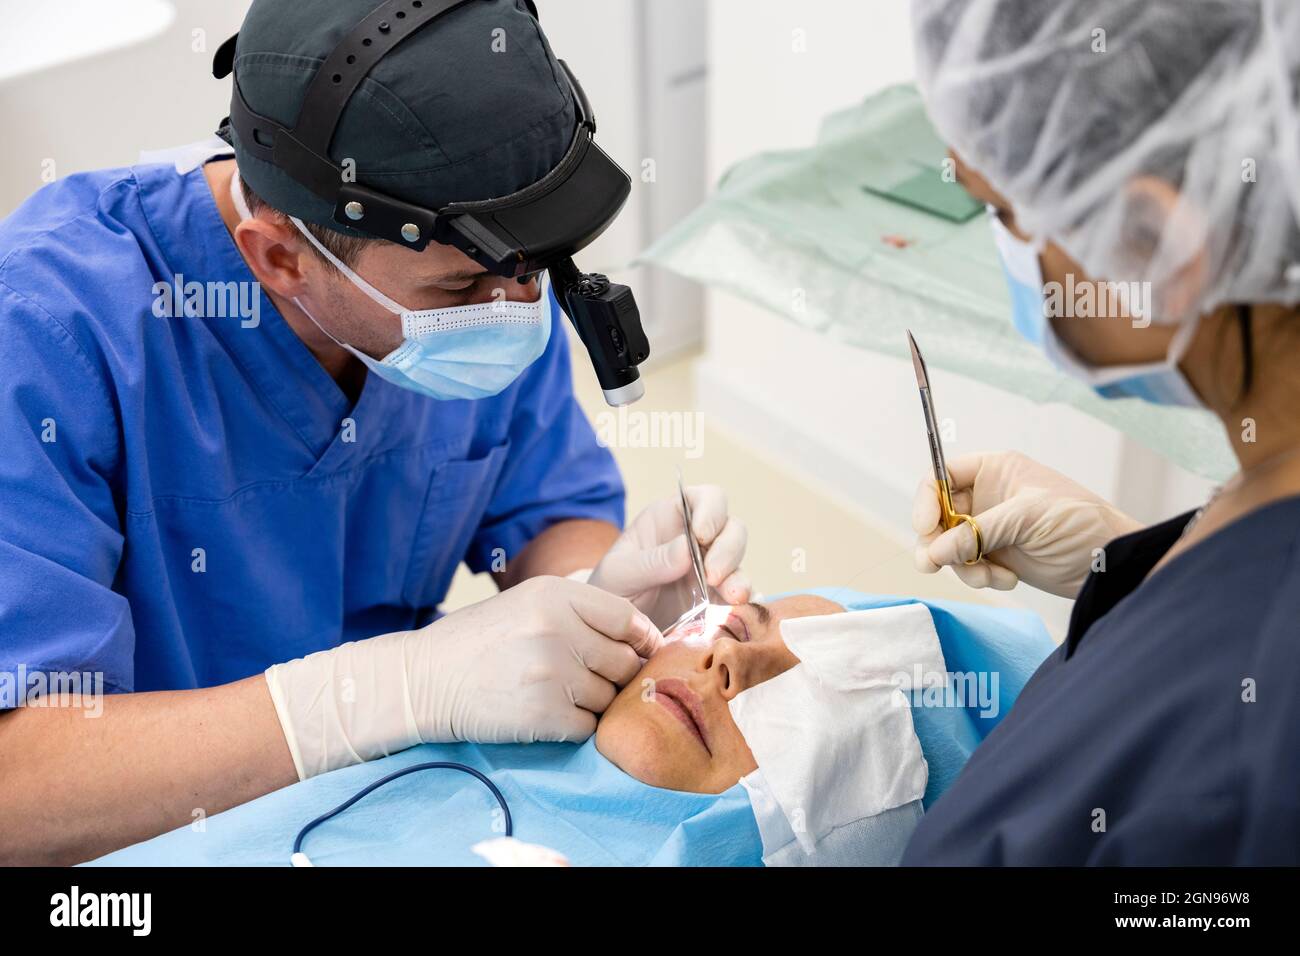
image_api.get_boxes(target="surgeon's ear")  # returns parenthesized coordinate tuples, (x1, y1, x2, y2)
(232, 218, 314, 300)
(1118, 175, 1209, 322)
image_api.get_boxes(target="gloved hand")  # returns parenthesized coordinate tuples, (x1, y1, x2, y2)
(913, 451, 1143, 598)
(588, 484, 751, 630)
(264, 576, 662, 779)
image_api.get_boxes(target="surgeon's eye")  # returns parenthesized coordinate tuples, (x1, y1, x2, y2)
(430, 279, 477, 297)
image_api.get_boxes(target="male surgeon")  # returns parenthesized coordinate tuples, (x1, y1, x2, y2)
(0, 0, 748, 865)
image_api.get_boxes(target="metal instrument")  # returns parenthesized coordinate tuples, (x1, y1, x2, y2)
(907, 330, 984, 565)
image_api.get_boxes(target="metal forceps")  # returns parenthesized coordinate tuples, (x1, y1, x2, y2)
(907, 330, 984, 566)
(661, 471, 713, 642)
(678, 470, 710, 606)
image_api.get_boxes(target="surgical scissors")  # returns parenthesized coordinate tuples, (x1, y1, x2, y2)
(907, 331, 984, 566)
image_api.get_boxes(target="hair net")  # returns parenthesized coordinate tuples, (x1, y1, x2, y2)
(912, 0, 1300, 323)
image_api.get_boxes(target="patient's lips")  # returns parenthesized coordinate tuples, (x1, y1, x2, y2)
(651, 678, 711, 755)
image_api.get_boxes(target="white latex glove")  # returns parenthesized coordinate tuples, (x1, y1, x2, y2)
(587, 484, 751, 629)
(913, 451, 1143, 599)
(264, 576, 662, 779)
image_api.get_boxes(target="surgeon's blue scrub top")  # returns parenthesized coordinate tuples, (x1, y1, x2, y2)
(0, 159, 623, 699)
(904, 502, 1300, 865)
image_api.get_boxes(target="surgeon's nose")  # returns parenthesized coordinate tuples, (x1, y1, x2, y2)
(702, 639, 751, 702)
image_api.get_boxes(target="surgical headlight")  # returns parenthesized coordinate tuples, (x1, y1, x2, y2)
(212, 0, 649, 406)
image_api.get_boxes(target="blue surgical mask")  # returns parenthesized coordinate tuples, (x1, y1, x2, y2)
(229, 173, 550, 401)
(290, 216, 551, 401)
(987, 209, 1204, 410)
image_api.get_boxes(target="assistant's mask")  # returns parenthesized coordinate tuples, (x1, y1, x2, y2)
(987, 209, 1204, 410)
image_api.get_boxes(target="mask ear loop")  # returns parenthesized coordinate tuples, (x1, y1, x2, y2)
(289, 215, 548, 325)
(1234, 304, 1254, 401)
(239, 175, 547, 354)
(291, 295, 365, 355)
(288, 215, 407, 316)
(230, 173, 385, 358)
(230, 170, 254, 223)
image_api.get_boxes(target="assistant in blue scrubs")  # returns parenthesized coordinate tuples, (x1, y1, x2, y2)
(0, 155, 622, 697)
(904, 503, 1300, 865)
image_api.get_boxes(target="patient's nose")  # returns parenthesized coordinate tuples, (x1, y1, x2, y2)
(702, 639, 753, 701)
(701, 634, 801, 701)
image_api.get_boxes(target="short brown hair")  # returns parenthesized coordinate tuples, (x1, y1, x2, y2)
(239, 175, 386, 271)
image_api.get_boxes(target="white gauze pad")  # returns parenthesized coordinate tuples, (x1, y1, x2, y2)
(728, 604, 947, 855)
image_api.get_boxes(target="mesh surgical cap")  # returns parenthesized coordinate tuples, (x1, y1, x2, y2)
(912, 0, 1300, 323)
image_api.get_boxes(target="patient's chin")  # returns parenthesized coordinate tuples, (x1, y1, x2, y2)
(595, 709, 722, 794)
(596, 714, 679, 789)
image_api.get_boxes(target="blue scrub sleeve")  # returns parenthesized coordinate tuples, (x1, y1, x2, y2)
(463, 325, 625, 574)
(0, 282, 135, 705)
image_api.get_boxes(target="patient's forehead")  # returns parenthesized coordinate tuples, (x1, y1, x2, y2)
(766, 594, 845, 621)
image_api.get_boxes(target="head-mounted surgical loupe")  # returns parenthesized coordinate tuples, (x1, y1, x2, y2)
(212, 0, 649, 405)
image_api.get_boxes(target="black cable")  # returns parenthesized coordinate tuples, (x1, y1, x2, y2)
(292, 761, 512, 860)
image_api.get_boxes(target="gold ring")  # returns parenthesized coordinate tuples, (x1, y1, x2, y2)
(961, 515, 984, 566)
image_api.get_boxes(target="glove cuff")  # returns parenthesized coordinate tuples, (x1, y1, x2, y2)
(263, 633, 424, 779)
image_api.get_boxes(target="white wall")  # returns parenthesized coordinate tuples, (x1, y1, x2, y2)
(537, 0, 709, 361)
(0, 0, 707, 364)
(0, 0, 253, 217)
(701, 0, 1215, 630)
(637, 0, 709, 358)
(705, 0, 917, 184)
(530, 0, 642, 278)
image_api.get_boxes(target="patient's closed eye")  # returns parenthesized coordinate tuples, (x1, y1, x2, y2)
(719, 602, 768, 642)
(718, 621, 748, 643)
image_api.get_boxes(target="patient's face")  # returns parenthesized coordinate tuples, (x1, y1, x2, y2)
(595, 594, 844, 794)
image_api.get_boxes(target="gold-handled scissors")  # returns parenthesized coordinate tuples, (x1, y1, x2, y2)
(907, 331, 984, 565)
